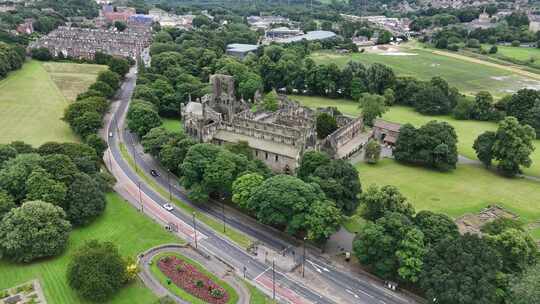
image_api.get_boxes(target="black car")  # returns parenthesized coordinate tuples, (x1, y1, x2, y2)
(150, 169, 160, 177)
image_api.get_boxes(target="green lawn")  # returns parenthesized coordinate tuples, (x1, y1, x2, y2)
(244, 281, 275, 304)
(290, 95, 540, 177)
(150, 252, 239, 304)
(0, 60, 104, 146)
(161, 118, 183, 133)
(481, 44, 540, 64)
(310, 48, 538, 98)
(353, 159, 540, 229)
(0, 193, 181, 304)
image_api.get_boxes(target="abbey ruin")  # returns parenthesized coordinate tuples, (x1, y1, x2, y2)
(181, 75, 367, 172)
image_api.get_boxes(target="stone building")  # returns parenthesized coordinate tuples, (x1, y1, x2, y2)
(181, 75, 367, 172)
(28, 26, 152, 60)
(371, 119, 401, 146)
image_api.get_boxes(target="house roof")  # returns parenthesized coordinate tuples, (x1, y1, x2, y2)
(374, 119, 401, 132)
(213, 130, 300, 159)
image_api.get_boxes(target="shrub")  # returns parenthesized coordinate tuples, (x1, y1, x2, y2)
(195, 279, 204, 288)
(511, 40, 520, 47)
(210, 288, 224, 299)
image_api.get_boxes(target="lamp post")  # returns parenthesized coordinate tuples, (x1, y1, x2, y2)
(302, 236, 307, 278)
(138, 181, 143, 212)
(167, 170, 172, 203)
(222, 198, 226, 233)
(272, 260, 276, 300)
(192, 212, 198, 249)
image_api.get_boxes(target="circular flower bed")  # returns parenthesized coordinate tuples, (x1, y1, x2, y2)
(158, 255, 229, 304)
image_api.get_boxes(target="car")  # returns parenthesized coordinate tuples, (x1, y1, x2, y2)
(109, 132, 113, 137)
(163, 203, 174, 211)
(150, 169, 160, 177)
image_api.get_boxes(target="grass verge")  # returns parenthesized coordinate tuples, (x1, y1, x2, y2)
(0, 192, 181, 304)
(243, 281, 275, 304)
(150, 252, 239, 304)
(118, 143, 252, 249)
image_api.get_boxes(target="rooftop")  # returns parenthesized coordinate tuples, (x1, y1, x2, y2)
(279, 30, 336, 43)
(374, 119, 401, 132)
(226, 43, 259, 54)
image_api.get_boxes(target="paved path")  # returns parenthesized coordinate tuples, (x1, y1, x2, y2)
(138, 244, 250, 304)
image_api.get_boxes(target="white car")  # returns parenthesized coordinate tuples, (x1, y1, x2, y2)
(162, 203, 174, 211)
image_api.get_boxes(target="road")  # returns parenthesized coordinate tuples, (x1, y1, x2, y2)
(105, 67, 420, 304)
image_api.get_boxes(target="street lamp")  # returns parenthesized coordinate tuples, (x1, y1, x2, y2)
(167, 170, 172, 203)
(192, 212, 198, 249)
(222, 198, 226, 233)
(302, 236, 307, 278)
(138, 181, 143, 212)
(272, 259, 276, 300)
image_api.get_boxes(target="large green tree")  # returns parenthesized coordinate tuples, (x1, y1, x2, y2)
(67, 240, 127, 302)
(316, 113, 338, 139)
(360, 185, 415, 222)
(509, 263, 540, 304)
(359, 93, 388, 126)
(420, 234, 504, 304)
(0, 201, 71, 262)
(65, 173, 106, 226)
(232, 173, 264, 211)
(414, 211, 459, 246)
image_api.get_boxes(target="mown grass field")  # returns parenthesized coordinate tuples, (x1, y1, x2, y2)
(290, 95, 540, 177)
(42, 62, 107, 101)
(0, 60, 105, 146)
(0, 193, 180, 304)
(351, 160, 540, 237)
(311, 48, 538, 97)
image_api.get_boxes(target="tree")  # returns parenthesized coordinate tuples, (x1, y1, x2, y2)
(0, 190, 15, 219)
(364, 140, 381, 164)
(0, 153, 43, 201)
(0, 201, 71, 262)
(72, 111, 102, 138)
(316, 113, 338, 139)
(25, 168, 67, 207)
(232, 173, 264, 210)
(471, 91, 494, 121)
(126, 100, 162, 137)
(365, 63, 395, 94)
(361, 185, 414, 221)
(420, 234, 503, 304)
(30, 47, 52, 61)
(97, 70, 121, 90)
(0, 144, 17, 168)
(377, 31, 392, 44)
(489, 45, 498, 54)
(141, 127, 173, 157)
(108, 57, 129, 76)
(308, 159, 361, 215)
(262, 90, 279, 112)
(485, 228, 537, 274)
(304, 199, 342, 242)
(114, 20, 127, 32)
(414, 211, 459, 246)
(452, 97, 474, 120)
(65, 173, 106, 226)
(509, 263, 540, 304)
(491, 117, 535, 176)
(353, 212, 424, 281)
(359, 93, 388, 127)
(181, 143, 221, 190)
(89, 81, 114, 98)
(67, 240, 127, 302)
(202, 150, 248, 199)
(192, 15, 211, 28)
(297, 151, 331, 180)
(481, 218, 525, 235)
(40, 153, 79, 184)
(247, 175, 332, 238)
(394, 121, 458, 171)
(85, 134, 107, 159)
(473, 131, 496, 167)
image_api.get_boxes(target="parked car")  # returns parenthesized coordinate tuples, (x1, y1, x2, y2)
(162, 203, 174, 211)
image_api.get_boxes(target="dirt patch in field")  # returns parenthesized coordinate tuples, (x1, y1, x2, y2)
(365, 44, 418, 56)
(455, 205, 519, 235)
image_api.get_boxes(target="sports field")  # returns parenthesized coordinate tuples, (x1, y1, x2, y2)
(0, 60, 105, 146)
(0, 193, 179, 304)
(290, 95, 540, 177)
(311, 48, 540, 97)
